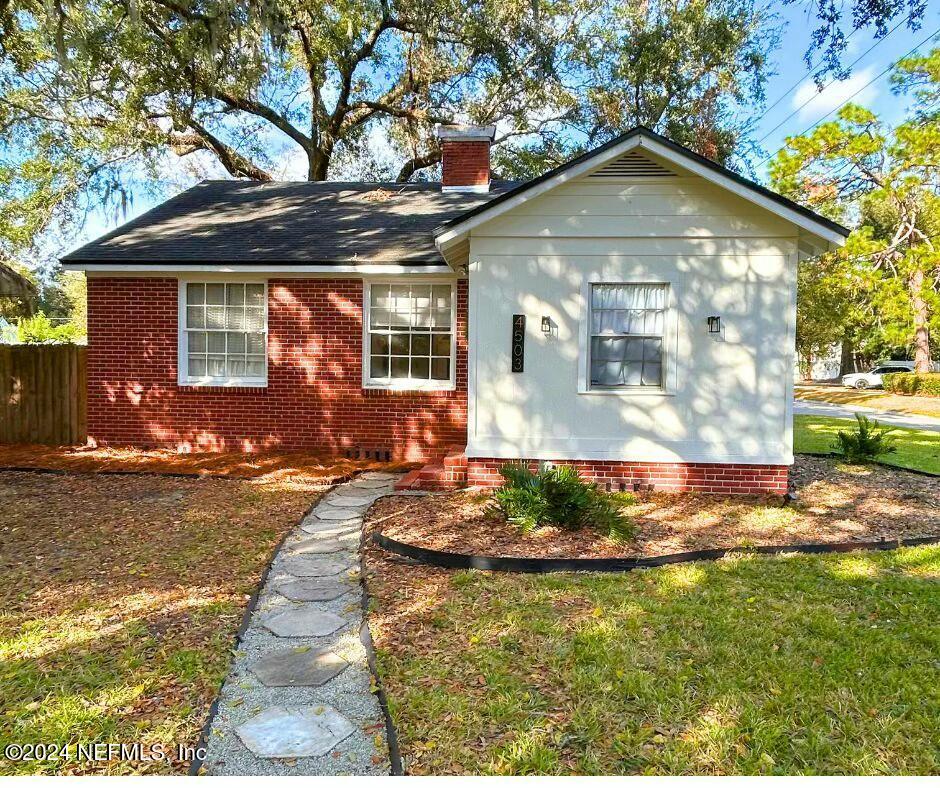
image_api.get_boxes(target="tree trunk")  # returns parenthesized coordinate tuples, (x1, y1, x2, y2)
(909, 267, 931, 373)
(800, 352, 814, 382)
(307, 147, 331, 181)
(838, 335, 856, 376)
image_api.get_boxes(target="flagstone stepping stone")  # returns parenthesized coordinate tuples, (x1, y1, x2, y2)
(359, 471, 398, 481)
(324, 494, 375, 508)
(250, 648, 349, 687)
(277, 577, 351, 602)
(300, 518, 361, 536)
(313, 506, 362, 520)
(285, 538, 346, 556)
(332, 486, 383, 499)
(280, 555, 353, 578)
(236, 706, 355, 759)
(263, 606, 348, 637)
(350, 479, 395, 490)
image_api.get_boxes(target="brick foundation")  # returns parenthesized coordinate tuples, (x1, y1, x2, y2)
(466, 458, 789, 496)
(86, 277, 468, 460)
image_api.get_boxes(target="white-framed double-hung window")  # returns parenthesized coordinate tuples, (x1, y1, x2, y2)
(587, 283, 668, 390)
(178, 281, 267, 387)
(363, 282, 456, 390)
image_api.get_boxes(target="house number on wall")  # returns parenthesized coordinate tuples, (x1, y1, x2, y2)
(511, 314, 525, 373)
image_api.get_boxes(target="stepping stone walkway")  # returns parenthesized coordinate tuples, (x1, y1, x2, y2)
(200, 471, 401, 775)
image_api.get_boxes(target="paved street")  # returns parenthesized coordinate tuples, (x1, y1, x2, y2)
(795, 398, 940, 433)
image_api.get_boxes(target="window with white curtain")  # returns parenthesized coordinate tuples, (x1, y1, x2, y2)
(589, 283, 667, 389)
(365, 282, 455, 388)
(180, 282, 267, 386)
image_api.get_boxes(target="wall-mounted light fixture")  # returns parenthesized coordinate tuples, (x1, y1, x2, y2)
(707, 315, 721, 334)
(541, 316, 552, 334)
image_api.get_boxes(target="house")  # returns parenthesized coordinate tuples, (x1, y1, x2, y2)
(62, 126, 848, 494)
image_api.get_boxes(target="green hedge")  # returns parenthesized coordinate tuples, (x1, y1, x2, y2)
(882, 372, 940, 397)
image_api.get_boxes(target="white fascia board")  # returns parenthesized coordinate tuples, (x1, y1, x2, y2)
(434, 132, 847, 250)
(65, 262, 453, 275)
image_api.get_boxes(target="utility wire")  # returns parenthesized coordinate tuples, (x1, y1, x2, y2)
(758, 25, 940, 169)
(756, 15, 910, 146)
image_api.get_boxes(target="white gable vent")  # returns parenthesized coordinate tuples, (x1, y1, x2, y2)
(589, 151, 676, 178)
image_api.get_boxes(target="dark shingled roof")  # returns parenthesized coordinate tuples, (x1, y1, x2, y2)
(62, 180, 518, 265)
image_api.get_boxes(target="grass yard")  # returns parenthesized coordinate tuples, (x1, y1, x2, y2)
(0, 451, 381, 775)
(367, 545, 940, 775)
(794, 415, 940, 475)
(795, 385, 940, 419)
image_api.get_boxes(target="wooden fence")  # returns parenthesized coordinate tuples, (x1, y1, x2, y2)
(0, 345, 87, 445)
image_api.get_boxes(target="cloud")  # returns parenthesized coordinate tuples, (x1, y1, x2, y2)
(792, 66, 880, 122)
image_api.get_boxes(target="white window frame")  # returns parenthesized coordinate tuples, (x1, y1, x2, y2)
(177, 278, 268, 388)
(361, 279, 458, 392)
(577, 280, 678, 396)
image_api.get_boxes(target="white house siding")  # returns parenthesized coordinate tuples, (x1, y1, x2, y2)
(466, 171, 799, 465)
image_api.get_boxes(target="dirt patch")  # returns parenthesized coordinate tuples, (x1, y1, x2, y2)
(0, 444, 413, 482)
(366, 456, 940, 560)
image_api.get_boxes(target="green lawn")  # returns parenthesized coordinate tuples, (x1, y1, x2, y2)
(794, 414, 940, 475)
(376, 547, 940, 775)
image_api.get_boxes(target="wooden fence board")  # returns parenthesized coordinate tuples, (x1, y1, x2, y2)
(0, 345, 87, 445)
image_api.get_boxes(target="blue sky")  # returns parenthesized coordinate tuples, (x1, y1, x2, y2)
(68, 3, 939, 255)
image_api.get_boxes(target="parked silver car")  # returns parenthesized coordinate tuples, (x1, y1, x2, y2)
(841, 362, 915, 389)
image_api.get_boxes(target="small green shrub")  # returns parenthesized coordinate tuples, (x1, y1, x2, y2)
(882, 372, 940, 397)
(16, 313, 84, 344)
(834, 414, 897, 463)
(492, 463, 635, 541)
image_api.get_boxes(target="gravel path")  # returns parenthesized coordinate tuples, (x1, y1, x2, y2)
(200, 472, 401, 776)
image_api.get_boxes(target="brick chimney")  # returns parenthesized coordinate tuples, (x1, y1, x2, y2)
(436, 124, 497, 193)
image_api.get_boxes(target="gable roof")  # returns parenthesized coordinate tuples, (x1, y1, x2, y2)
(62, 180, 517, 268)
(435, 126, 849, 250)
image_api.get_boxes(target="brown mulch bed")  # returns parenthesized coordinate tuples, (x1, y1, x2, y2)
(0, 444, 413, 482)
(367, 456, 940, 560)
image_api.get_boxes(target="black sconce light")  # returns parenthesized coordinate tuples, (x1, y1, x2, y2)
(541, 316, 552, 334)
(707, 315, 721, 334)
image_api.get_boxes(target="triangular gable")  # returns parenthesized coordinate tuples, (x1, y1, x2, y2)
(435, 127, 848, 258)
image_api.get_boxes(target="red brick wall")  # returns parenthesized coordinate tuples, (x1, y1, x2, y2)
(86, 277, 468, 460)
(466, 458, 789, 496)
(441, 141, 490, 188)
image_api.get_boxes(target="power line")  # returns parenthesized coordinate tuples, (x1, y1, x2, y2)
(753, 25, 865, 131)
(758, 25, 940, 168)
(756, 15, 909, 146)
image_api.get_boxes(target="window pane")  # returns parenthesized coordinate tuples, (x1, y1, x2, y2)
(432, 334, 451, 355)
(623, 361, 643, 386)
(371, 284, 390, 308)
(246, 358, 265, 377)
(188, 332, 207, 353)
(227, 283, 246, 305)
(642, 363, 662, 386)
(187, 306, 205, 329)
(245, 284, 265, 307)
(188, 356, 206, 376)
(431, 308, 450, 328)
(390, 357, 409, 378)
(246, 333, 265, 354)
(228, 358, 247, 376)
(207, 355, 226, 376)
(413, 307, 432, 327)
(432, 285, 452, 309)
(206, 283, 225, 305)
(226, 307, 246, 330)
(227, 332, 246, 354)
(245, 307, 264, 331)
(643, 337, 662, 363)
(370, 309, 391, 330)
(370, 333, 389, 354)
(411, 357, 430, 379)
(371, 356, 389, 378)
(186, 283, 205, 305)
(206, 304, 225, 329)
(411, 334, 430, 355)
(390, 333, 409, 355)
(431, 358, 450, 380)
(207, 333, 225, 353)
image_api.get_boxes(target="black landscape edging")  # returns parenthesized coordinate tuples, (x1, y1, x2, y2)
(372, 531, 940, 575)
(187, 494, 320, 776)
(794, 451, 940, 478)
